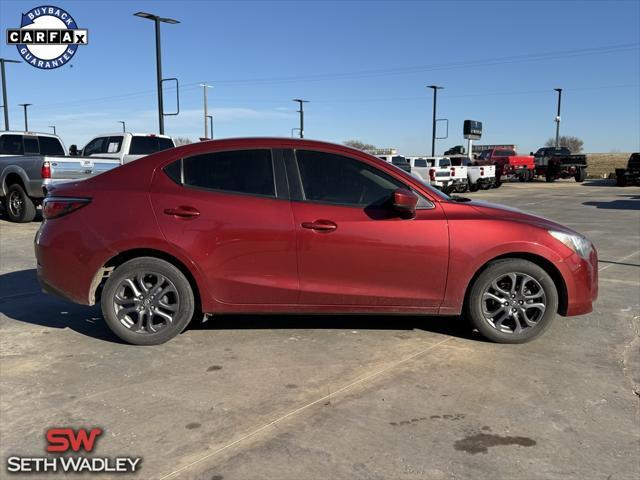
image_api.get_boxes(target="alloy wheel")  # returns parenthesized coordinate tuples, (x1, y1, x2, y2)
(481, 272, 547, 334)
(8, 191, 24, 218)
(112, 272, 180, 334)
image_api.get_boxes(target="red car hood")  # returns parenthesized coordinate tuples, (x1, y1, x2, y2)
(462, 199, 580, 236)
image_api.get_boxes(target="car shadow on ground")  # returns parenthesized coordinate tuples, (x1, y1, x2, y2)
(583, 195, 640, 210)
(581, 179, 618, 187)
(0, 269, 484, 344)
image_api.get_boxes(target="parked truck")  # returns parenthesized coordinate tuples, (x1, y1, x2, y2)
(532, 147, 588, 182)
(615, 152, 640, 186)
(77, 132, 175, 164)
(475, 148, 535, 185)
(407, 156, 452, 192)
(377, 154, 412, 173)
(0, 131, 120, 222)
(449, 155, 497, 191)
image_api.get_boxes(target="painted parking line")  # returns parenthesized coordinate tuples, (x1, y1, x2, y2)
(599, 250, 640, 272)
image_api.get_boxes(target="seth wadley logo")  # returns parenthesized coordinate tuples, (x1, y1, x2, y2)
(6, 427, 142, 474)
(6, 5, 88, 69)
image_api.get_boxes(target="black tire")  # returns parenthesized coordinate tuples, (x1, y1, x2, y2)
(518, 171, 529, 182)
(575, 169, 586, 183)
(545, 175, 555, 183)
(101, 257, 196, 345)
(5, 184, 36, 223)
(616, 175, 627, 187)
(465, 259, 558, 344)
(469, 184, 479, 192)
(492, 179, 502, 188)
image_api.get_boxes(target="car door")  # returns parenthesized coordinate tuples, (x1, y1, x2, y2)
(287, 149, 449, 310)
(151, 148, 298, 305)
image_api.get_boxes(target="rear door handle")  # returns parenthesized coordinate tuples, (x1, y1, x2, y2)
(164, 206, 200, 218)
(301, 219, 337, 232)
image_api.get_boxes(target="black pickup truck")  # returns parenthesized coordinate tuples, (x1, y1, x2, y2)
(532, 147, 588, 182)
(615, 153, 640, 186)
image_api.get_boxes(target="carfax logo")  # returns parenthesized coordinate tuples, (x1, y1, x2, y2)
(6, 5, 88, 69)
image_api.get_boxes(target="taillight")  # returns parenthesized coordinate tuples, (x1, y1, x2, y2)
(480, 167, 485, 176)
(429, 169, 436, 181)
(42, 197, 91, 219)
(450, 167, 455, 176)
(41, 161, 51, 179)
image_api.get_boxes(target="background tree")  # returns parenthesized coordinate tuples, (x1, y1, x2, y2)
(174, 137, 193, 146)
(544, 135, 584, 153)
(344, 139, 377, 151)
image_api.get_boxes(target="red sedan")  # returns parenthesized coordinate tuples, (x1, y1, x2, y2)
(35, 138, 597, 345)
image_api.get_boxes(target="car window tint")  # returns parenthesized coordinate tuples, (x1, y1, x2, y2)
(24, 137, 39, 154)
(38, 136, 64, 155)
(296, 150, 405, 207)
(414, 159, 427, 167)
(83, 137, 107, 156)
(439, 158, 451, 167)
(129, 137, 174, 155)
(182, 149, 275, 196)
(0, 134, 24, 155)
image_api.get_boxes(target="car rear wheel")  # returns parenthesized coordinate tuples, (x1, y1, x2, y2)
(101, 257, 196, 345)
(6, 184, 36, 223)
(465, 259, 558, 343)
(575, 169, 586, 182)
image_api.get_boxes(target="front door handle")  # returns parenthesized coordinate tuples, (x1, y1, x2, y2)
(301, 219, 337, 232)
(164, 206, 200, 218)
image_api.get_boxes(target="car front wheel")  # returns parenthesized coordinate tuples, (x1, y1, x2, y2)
(465, 259, 558, 343)
(101, 257, 196, 345)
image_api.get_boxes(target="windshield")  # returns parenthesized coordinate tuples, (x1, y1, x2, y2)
(129, 137, 174, 155)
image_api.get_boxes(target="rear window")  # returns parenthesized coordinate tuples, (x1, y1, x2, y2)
(414, 159, 427, 167)
(129, 136, 174, 155)
(38, 136, 64, 155)
(0, 134, 24, 155)
(24, 137, 39, 154)
(181, 149, 275, 197)
(439, 158, 451, 167)
(391, 156, 408, 165)
(494, 150, 516, 157)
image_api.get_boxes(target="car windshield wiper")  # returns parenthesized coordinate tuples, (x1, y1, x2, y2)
(449, 195, 472, 202)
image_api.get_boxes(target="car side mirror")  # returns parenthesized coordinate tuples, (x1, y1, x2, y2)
(392, 188, 418, 216)
(529, 151, 534, 156)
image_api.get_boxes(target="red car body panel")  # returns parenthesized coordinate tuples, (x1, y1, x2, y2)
(35, 138, 597, 319)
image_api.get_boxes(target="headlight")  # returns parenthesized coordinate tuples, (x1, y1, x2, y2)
(549, 230, 592, 259)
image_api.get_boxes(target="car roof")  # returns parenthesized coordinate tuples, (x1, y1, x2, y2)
(0, 130, 60, 138)
(91, 132, 173, 138)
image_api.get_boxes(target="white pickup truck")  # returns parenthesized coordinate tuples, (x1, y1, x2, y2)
(449, 155, 497, 191)
(0, 131, 119, 222)
(407, 156, 451, 191)
(78, 132, 175, 164)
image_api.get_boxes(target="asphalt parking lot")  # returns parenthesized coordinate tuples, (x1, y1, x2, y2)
(1, 179, 639, 480)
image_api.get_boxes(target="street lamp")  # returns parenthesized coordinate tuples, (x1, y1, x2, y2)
(0, 58, 21, 130)
(292, 99, 309, 138)
(554, 88, 562, 147)
(118, 120, 126, 132)
(18, 103, 31, 131)
(427, 85, 444, 156)
(49, 125, 56, 135)
(134, 12, 180, 135)
(199, 83, 214, 139)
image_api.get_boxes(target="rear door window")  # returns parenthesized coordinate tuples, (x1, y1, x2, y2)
(107, 136, 123, 153)
(0, 134, 24, 155)
(129, 136, 174, 155)
(38, 136, 64, 155)
(83, 137, 108, 156)
(181, 149, 275, 197)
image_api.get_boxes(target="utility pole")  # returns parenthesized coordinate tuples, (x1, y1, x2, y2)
(293, 99, 309, 138)
(207, 115, 214, 139)
(134, 12, 180, 135)
(427, 85, 443, 156)
(49, 125, 56, 135)
(118, 120, 126, 132)
(200, 83, 214, 139)
(0, 58, 21, 130)
(554, 88, 562, 147)
(18, 103, 31, 131)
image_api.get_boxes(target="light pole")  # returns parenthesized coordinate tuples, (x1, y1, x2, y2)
(206, 115, 214, 139)
(293, 99, 308, 138)
(554, 88, 562, 147)
(134, 12, 179, 135)
(49, 125, 56, 135)
(427, 85, 443, 156)
(18, 103, 31, 131)
(0, 58, 21, 130)
(118, 120, 126, 132)
(200, 83, 214, 139)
